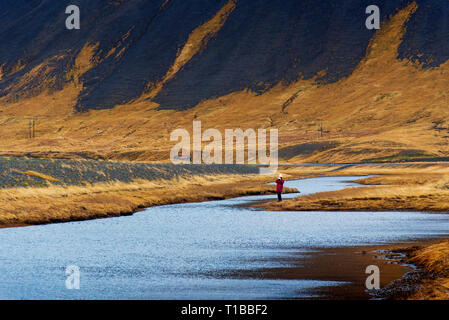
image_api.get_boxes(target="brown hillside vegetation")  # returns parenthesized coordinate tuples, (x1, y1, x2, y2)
(0, 2, 448, 163)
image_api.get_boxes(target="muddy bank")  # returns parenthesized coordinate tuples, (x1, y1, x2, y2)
(245, 167, 449, 299)
(375, 240, 449, 300)
(227, 237, 449, 300)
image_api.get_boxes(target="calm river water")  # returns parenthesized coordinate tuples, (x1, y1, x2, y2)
(1, 176, 449, 299)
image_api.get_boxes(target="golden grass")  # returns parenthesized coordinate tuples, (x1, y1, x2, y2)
(66, 42, 100, 85)
(0, 173, 297, 228)
(144, 0, 238, 100)
(406, 279, 449, 300)
(406, 242, 449, 300)
(410, 242, 449, 274)
(13, 170, 61, 182)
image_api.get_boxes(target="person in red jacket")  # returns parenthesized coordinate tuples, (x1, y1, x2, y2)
(276, 174, 284, 202)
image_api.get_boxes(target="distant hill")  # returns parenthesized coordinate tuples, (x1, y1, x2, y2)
(0, 0, 448, 163)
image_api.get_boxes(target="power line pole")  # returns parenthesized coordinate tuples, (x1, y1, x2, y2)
(32, 118, 36, 139)
(318, 119, 323, 138)
(27, 117, 37, 139)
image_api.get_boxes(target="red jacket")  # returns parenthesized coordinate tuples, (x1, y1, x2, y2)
(276, 179, 284, 193)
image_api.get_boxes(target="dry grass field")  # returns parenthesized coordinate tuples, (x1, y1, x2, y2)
(0, 173, 298, 228)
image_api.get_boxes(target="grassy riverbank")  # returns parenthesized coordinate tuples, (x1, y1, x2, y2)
(373, 241, 449, 300)
(260, 164, 449, 212)
(406, 241, 449, 299)
(2, 159, 449, 299)
(0, 157, 300, 228)
(258, 164, 449, 300)
(0, 174, 295, 228)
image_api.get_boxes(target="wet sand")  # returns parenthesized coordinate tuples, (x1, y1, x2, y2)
(230, 237, 449, 299)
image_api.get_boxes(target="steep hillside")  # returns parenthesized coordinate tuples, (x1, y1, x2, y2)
(0, 0, 448, 163)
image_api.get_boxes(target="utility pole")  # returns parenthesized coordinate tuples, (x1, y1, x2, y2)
(32, 117, 36, 139)
(318, 119, 323, 138)
(27, 117, 37, 139)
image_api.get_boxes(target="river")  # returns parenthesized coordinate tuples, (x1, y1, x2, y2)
(1, 176, 449, 299)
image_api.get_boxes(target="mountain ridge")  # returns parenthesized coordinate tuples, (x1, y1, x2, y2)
(0, 0, 448, 163)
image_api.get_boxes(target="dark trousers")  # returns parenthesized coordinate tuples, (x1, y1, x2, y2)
(277, 192, 282, 202)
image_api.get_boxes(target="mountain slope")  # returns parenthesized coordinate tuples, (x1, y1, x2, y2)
(0, 0, 448, 163)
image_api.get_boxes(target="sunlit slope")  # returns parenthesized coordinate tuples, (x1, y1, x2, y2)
(0, 0, 448, 163)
